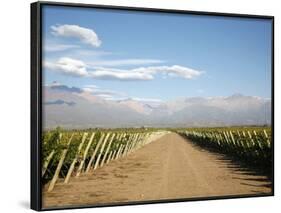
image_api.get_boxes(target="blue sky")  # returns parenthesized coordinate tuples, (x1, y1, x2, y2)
(42, 5, 272, 101)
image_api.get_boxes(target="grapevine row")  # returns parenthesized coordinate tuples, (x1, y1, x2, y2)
(42, 129, 166, 191)
(177, 128, 272, 174)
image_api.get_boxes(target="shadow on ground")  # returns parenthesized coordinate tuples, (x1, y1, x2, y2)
(179, 135, 273, 192)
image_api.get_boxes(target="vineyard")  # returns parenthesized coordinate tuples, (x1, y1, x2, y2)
(42, 126, 273, 194)
(177, 127, 272, 177)
(42, 128, 167, 192)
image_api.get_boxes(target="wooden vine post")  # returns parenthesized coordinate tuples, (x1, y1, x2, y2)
(47, 133, 74, 192)
(85, 133, 105, 173)
(100, 134, 115, 167)
(64, 132, 88, 184)
(93, 133, 111, 170)
(106, 151, 113, 164)
(76, 132, 96, 177)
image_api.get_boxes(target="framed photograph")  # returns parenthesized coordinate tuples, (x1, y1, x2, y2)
(31, 1, 274, 211)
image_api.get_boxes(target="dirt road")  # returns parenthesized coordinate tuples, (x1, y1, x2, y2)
(43, 133, 271, 208)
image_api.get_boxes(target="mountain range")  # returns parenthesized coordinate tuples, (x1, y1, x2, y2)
(43, 86, 271, 129)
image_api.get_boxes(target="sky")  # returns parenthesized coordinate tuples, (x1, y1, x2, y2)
(42, 5, 272, 102)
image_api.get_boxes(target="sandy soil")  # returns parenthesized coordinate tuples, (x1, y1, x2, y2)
(43, 133, 272, 208)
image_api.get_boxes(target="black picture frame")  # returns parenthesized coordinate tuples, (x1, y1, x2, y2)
(31, 1, 274, 211)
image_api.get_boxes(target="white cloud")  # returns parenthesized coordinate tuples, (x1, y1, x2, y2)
(89, 59, 164, 67)
(51, 24, 101, 47)
(82, 85, 99, 93)
(44, 57, 88, 77)
(44, 43, 80, 52)
(74, 50, 112, 57)
(89, 65, 203, 81)
(89, 69, 154, 81)
(132, 65, 203, 79)
(44, 57, 203, 81)
(84, 85, 99, 88)
(93, 89, 124, 96)
(95, 94, 114, 99)
(131, 97, 163, 103)
(81, 87, 95, 93)
(81, 85, 127, 101)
